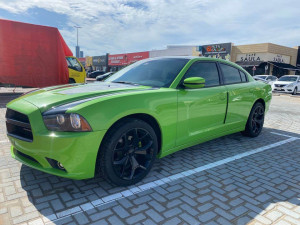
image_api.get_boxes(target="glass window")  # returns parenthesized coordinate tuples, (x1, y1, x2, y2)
(220, 63, 242, 84)
(183, 62, 220, 87)
(239, 71, 247, 82)
(66, 57, 82, 72)
(106, 58, 189, 87)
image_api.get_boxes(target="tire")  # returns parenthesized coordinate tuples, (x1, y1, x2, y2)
(98, 118, 158, 186)
(292, 87, 297, 95)
(69, 78, 76, 84)
(242, 102, 265, 137)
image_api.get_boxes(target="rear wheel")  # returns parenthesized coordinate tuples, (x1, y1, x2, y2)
(242, 102, 265, 137)
(292, 87, 297, 95)
(98, 118, 158, 186)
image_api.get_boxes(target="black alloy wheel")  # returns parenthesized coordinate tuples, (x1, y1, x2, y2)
(112, 128, 154, 180)
(242, 102, 265, 137)
(98, 119, 158, 186)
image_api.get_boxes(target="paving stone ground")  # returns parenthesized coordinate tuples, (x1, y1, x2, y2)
(1, 91, 300, 225)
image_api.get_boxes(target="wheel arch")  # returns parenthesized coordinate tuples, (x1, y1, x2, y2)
(95, 113, 162, 176)
(254, 98, 266, 110)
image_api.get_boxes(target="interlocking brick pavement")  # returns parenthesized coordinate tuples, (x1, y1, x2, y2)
(1, 90, 300, 225)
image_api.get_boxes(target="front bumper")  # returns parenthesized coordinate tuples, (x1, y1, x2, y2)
(7, 99, 107, 180)
(273, 87, 294, 93)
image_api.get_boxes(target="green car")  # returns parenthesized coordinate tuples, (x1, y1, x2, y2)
(6, 57, 272, 186)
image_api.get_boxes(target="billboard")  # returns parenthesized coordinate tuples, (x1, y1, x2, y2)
(194, 43, 232, 61)
(109, 51, 149, 66)
(92, 55, 107, 66)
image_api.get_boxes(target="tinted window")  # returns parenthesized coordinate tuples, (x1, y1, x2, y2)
(220, 63, 242, 84)
(106, 58, 188, 87)
(239, 71, 247, 82)
(183, 62, 220, 87)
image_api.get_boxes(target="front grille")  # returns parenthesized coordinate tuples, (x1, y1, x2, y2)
(6, 109, 33, 142)
(275, 84, 285, 87)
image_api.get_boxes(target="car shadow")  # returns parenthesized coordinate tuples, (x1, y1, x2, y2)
(18, 127, 300, 224)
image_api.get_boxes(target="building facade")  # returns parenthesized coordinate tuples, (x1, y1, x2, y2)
(108, 51, 149, 71)
(232, 43, 299, 77)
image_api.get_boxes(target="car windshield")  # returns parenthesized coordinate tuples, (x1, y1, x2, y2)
(278, 76, 298, 82)
(255, 75, 267, 79)
(106, 58, 189, 87)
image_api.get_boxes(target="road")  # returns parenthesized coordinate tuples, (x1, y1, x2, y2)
(0, 92, 300, 225)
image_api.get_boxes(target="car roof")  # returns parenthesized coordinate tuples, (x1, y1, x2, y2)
(281, 75, 299, 77)
(147, 56, 239, 66)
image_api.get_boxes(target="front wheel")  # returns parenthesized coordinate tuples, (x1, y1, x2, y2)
(69, 78, 76, 83)
(292, 87, 297, 95)
(98, 119, 158, 186)
(242, 102, 265, 137)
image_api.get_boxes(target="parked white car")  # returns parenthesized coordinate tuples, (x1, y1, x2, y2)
(273, 75, 300, 95)
(253, 75, 278, 85)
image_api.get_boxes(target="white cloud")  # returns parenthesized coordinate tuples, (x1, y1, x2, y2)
(0, 0, 300, 56)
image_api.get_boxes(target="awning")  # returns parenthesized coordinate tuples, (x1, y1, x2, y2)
(235, 61, 264, 67)
(268, 61, 300, 71)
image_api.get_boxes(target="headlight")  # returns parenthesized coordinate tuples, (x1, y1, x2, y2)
(43, 113, 92, 132)
(287, 83, 294, 87)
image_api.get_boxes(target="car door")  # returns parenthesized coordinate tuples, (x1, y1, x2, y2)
(219, 63, 255, 129)
(176, 61, 227, 147)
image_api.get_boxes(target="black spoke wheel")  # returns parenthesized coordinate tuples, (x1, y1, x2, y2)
(242, 102, 265, 137)
(98, 118, 158, 186)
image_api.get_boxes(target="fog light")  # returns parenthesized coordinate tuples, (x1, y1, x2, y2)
(57, 162, 64, 169)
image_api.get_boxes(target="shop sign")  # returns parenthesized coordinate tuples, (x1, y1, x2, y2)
(237, 53, 290, 64)
(109, 51, 149, 66)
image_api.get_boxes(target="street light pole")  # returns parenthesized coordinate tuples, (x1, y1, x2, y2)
(74, 26, 81, 58)
(74, 26, 81, 46)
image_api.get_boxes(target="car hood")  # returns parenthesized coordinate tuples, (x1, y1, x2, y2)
(11, 82, 151, 112)
(273, 81, 293, 85)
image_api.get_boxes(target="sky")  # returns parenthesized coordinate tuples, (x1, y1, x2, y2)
(0, 0, 299, 56)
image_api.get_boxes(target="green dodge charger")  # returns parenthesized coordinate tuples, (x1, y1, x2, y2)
(6, 57, 272, 186)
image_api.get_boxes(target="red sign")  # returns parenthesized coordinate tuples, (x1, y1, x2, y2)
(78, 57, 85, 63)
(252, 66, 256, 70)
(109, 51, 149, 66)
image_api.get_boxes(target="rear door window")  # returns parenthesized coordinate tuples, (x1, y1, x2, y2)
(239, 71, 247, 82)
(219, 63, 242, 84)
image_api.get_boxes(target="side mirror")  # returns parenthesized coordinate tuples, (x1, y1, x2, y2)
(183, 77, 205, 89)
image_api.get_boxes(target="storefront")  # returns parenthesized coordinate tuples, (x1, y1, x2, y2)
(108, 51, 149, 71)
(232, 43, 299, 77)
(92, 55, 108, 72)
(192, 43, 232, 61)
